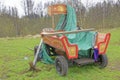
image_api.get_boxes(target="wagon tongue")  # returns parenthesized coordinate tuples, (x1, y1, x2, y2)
(29, 39, 43, 71)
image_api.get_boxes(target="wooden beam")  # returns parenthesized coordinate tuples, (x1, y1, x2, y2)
(41, 28, 94, 36)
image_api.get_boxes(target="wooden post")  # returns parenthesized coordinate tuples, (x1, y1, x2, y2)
(52, 15, 55, 29)
(68, 0, 72, 6)
(51, 5, 55, 29)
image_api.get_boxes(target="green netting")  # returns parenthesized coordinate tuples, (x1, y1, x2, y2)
(39, 4, 97, 64)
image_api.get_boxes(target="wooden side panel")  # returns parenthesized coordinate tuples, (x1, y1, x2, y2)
(95, 33, 111, 54)
(43, 36, 64, 51)
(61, 36, 78, 59)
(42, 35, 78, 59)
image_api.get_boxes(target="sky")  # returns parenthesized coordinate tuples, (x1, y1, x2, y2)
(0, 0, 118, 17)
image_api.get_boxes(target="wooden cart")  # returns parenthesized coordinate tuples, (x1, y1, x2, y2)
(32, 4, 111, 76)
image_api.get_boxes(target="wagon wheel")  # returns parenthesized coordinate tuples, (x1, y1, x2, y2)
(55, 56, 68, 76)
(34, 46, 41, 61)
(97, 54, 108, 68)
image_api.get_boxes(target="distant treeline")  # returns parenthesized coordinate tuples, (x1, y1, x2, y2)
(0, 0, 120, 37)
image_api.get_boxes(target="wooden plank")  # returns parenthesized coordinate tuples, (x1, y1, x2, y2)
(41, 28, 94, 36)
(48, 4, 67, 16)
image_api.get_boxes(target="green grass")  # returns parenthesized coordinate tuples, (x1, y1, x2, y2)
(0, 28, 120, 80)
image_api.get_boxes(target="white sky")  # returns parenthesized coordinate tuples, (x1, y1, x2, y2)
(0, 0, 118, 17)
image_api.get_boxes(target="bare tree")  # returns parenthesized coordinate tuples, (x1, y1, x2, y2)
(11, 7, 20, 36)
(22, 0, 34, 18)
(0, 2, 1, 14)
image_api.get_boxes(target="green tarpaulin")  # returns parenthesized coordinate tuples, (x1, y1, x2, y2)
(56, 5, 97, 58)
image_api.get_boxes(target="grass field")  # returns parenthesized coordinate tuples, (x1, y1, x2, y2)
(0, 28, 120, 80)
